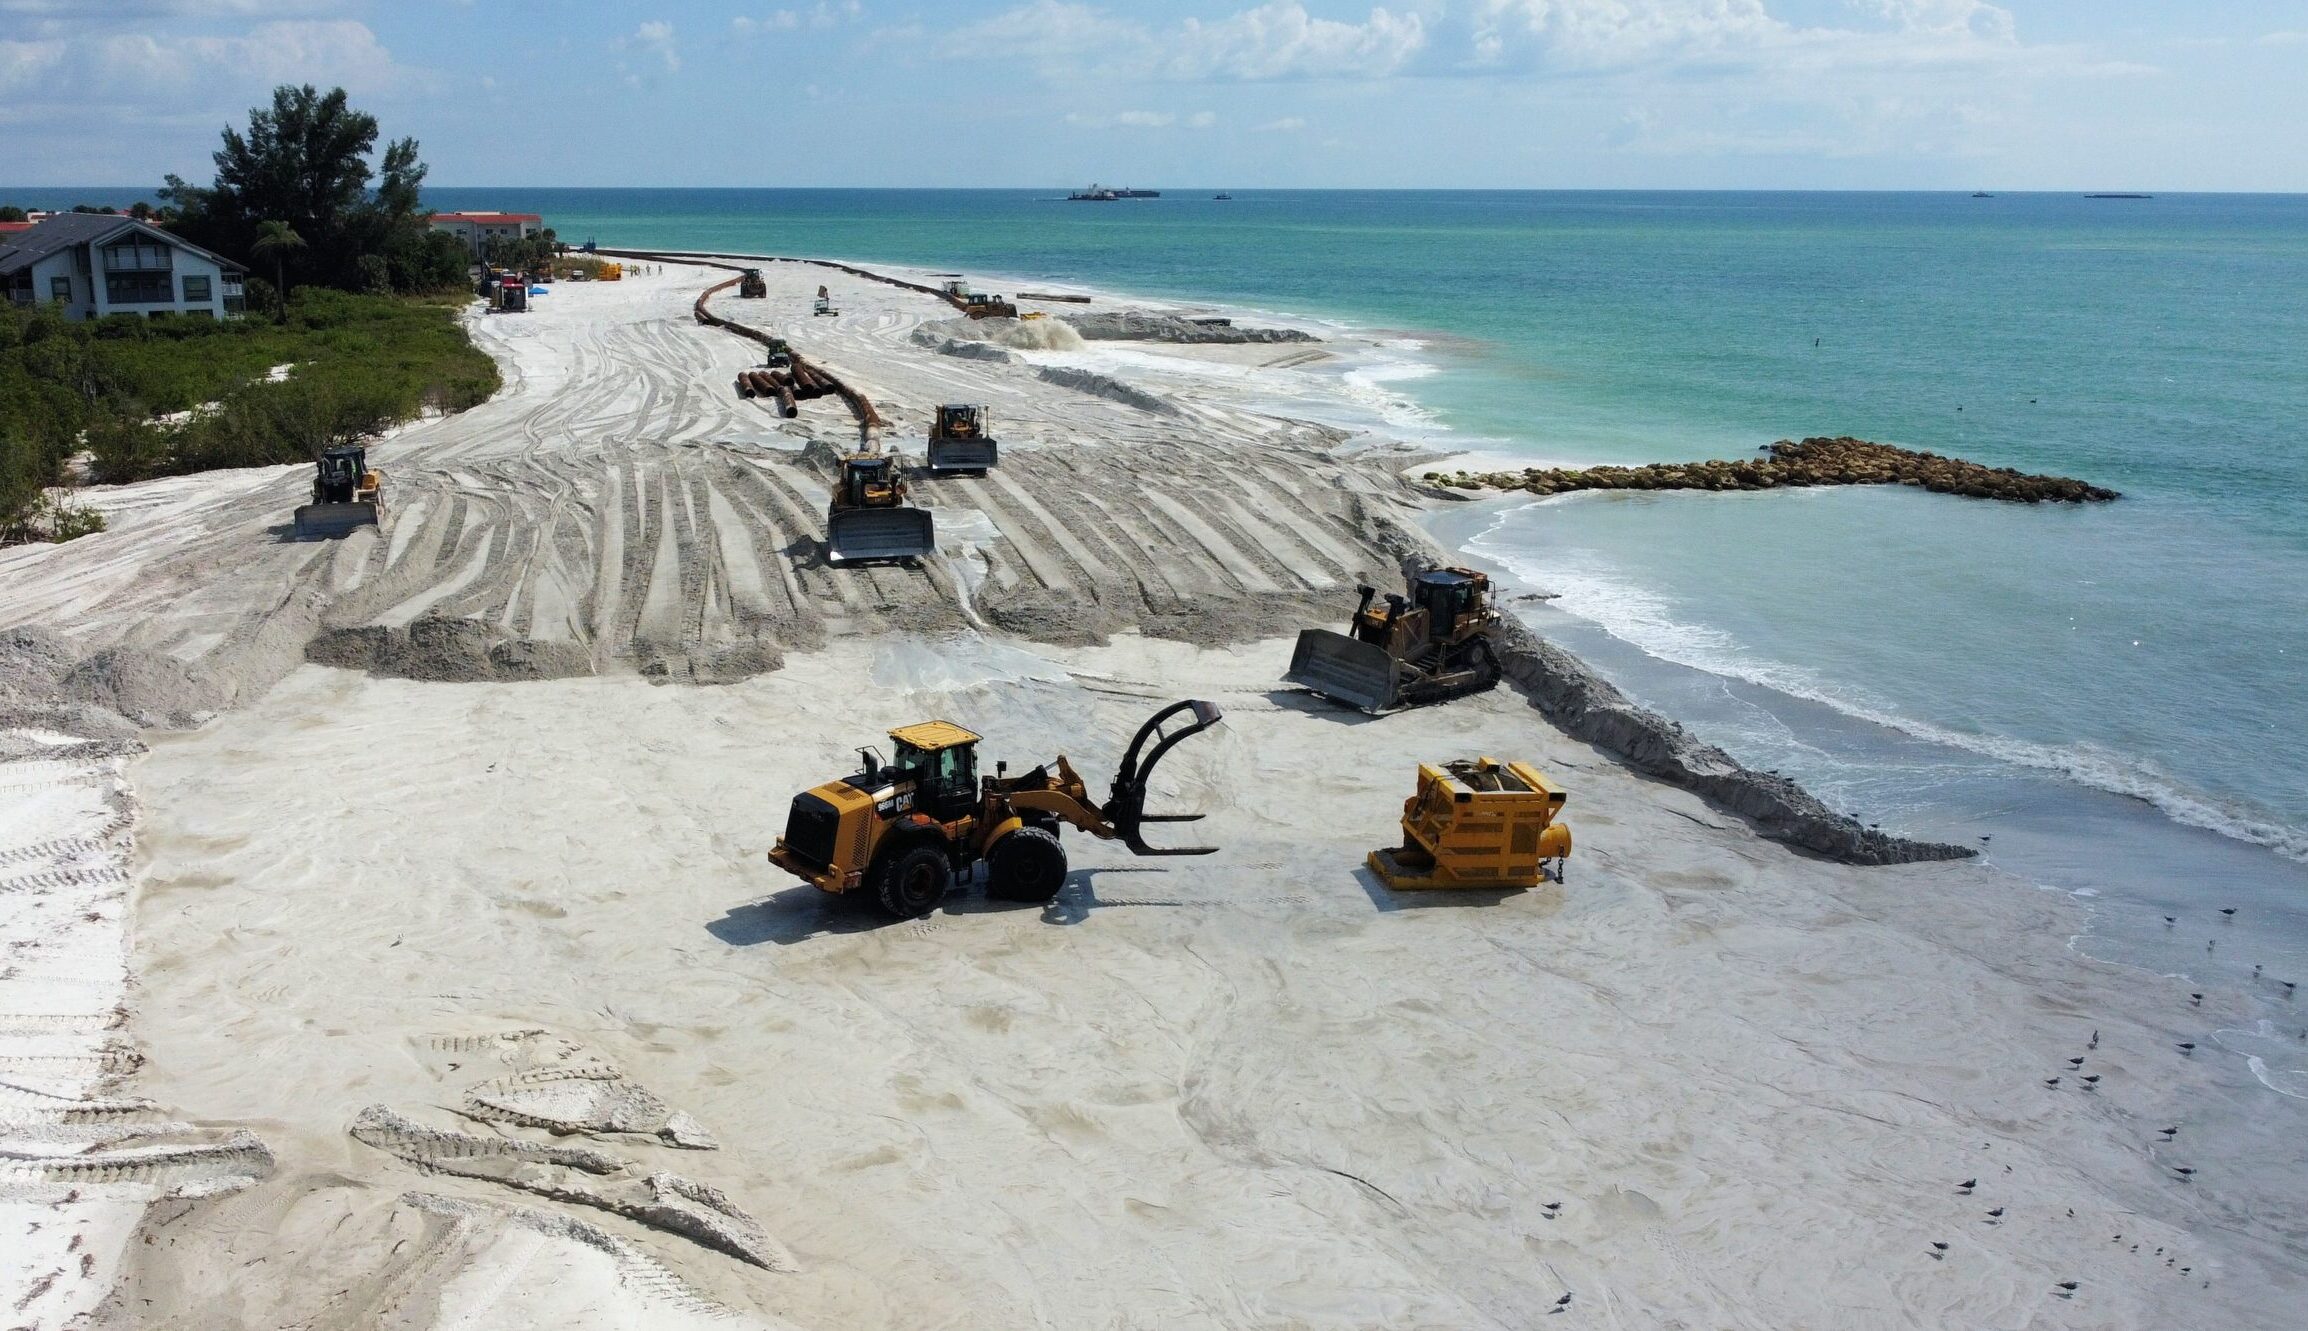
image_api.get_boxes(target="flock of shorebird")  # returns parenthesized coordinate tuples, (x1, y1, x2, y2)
(1917, 903, 2301, 1307)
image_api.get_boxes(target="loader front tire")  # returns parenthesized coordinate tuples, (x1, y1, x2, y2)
(986, 826, 1068, 904)
(874, 843, 952, 918)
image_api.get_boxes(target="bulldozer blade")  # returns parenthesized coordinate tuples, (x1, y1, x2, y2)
(926, 437, 998, 474)
(827, 507, 935, 564)
(293, 501, 381, 539)
(1284, 628, 1403, 713)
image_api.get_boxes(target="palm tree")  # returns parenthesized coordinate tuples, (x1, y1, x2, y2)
(250, 220, 305, 321)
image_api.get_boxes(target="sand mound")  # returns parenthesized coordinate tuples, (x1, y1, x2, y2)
(446, 1029, 719, 1148)
(1034, 365, 1180, 416)
(1063, 310, 1318, 344)
(58, 647, 221, 729)
(349, 1106, 785, 1269)
(915, 315, 1085, 352)
(306, 617, 595, 683)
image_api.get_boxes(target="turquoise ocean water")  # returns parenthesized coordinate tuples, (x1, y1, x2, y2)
(31, 185, 2307, 1084)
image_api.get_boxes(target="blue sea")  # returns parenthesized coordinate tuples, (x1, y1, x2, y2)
(26, 184, 2308, 1088)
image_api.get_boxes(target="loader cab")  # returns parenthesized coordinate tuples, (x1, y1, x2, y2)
(888, 721, 981, 820)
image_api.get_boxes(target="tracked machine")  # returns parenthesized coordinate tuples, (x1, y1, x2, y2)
(1285, 568, 1504, 713)
(293, 444, 384, 538)
(768, 700, 1225, 917)
(737, 268, 767, 298)
(825, 448, 935, 565)
(925, 404, 999, 475)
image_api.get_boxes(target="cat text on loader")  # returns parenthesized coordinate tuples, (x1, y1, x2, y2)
(926, 403, 998, 475)
(825, 448, 935, 565)
(1285, 567, 1503, 713)
(1369, 757, 1571, 891)
(293, 444, 384, 538)
(767, 700, 1225, 917)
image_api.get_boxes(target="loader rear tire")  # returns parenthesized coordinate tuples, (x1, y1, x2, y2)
(986, 827, 1068, 904)
(874, 843, 952, 918)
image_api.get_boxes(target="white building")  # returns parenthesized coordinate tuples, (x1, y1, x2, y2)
(0, 213, 247, 320)
(428, 211, 544, 258)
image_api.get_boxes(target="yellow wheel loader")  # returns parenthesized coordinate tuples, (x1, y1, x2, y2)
(826, 451, 935, 564)
(293, 444, 384, 538)
(925, 403, 999, 476)
(737, 268, 767, 298)
(1368, 757, 1572, 891)
(767, 700, 1225, 917)
(1285, 568, 1503, 713)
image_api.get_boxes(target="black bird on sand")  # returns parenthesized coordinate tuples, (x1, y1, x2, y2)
(1554, 1293, 1573, 1307)
(2164, 916, 2176, 925)
(2067, 1056, 2087, 1067)
(2082, 1074, 2102, 1085)
(1931, 1241, 1950, 1252)
(1986, 1207, 2005, 1218)
(2160, 1126, 2179, 1137)
(1957, 1179, 1976, 1191)
(2044, 1077, 2061, 1087)
(2089, 1030, 2099, 1049)
(2191, 992, 2204, 1005)
(2221, 907, 2237, 917)
(2174, 1166, 2197, 1177)
(2057, 1281, 2080, 1292)
(2178, 1042, 2196, 1053)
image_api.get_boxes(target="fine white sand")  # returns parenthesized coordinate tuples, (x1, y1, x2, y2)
(3, 258, 2302, 1328)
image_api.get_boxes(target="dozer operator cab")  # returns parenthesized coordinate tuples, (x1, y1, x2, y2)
(314, 446, 369, 504)
(767, 700, 1225, 919)
(839, 456, 900, 508)
(935, 405, 983, 437)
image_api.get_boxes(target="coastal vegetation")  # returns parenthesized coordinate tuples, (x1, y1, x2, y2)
(1429, 436, 2120, 504)
(0, 86, 496, 543)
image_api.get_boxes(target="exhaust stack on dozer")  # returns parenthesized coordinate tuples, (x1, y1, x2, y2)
(925, 403, 999, 475)
(1368, 757, 1571, 891)
(1284, 568, 1503, 713)
(826, 449, 934, 565)
(293, 444, 384, 539)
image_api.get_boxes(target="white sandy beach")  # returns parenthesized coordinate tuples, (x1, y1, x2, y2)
(4, 259, 2302, 1328)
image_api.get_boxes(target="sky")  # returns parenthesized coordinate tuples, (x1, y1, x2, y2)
(3, 1, 2306, 191)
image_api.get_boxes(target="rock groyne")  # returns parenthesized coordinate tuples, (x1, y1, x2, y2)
(1433, 436, 2118, 504)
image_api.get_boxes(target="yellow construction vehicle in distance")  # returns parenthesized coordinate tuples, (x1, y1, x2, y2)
(1368, 757, 1571, 891)
(767, 700, 1225, 917)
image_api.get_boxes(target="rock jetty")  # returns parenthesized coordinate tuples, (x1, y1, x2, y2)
(1430, 436, 2118, 504)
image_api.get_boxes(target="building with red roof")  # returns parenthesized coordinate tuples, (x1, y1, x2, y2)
(428, 211, 545, 258)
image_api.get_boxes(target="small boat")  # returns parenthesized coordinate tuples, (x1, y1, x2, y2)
(1971, 191, 1993, 198)
(1213, 193, 1233, 201)
(1068, 184, 1118, 201)
(1115, 187, 1161, 198)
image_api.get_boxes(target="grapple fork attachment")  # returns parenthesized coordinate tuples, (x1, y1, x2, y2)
(1103, 699, 1224, 856)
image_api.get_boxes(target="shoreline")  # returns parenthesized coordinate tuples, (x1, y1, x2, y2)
(1, 253, 2302, 1327)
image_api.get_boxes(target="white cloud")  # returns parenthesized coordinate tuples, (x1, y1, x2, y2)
(1187, 109, 1217, 128)
(958, 1, 1424, 83)
(2260, 30, 2308, 47)
(617, 20, 679, 74)
(732, 1, 861, 35)
(1115, 109, 1174, 126)
(1254, 115, 1307, 132)
(3, 19, 414, 99)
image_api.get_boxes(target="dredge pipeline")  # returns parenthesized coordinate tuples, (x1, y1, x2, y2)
(1432, 436, 2120, 504)
(614, 248, 1018, 321)
(688, 274, 885, 430)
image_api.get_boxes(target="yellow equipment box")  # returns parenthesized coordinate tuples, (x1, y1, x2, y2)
(1368, 757, 1571, 890)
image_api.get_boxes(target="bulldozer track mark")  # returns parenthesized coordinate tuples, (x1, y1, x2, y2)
(0, 1127, 273, 1190)
(0, 867, 128, 895)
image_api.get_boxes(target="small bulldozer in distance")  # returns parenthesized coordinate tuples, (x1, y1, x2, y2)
(825, 451, 934, 564)
(737, 268, 767, 298)
(1368, 757, 1571, 891)
(294, 444, 384, 538)
(925, 404, 999, 475)
(768, 700, 1225, 917)
(1285, 568, 1503, 713)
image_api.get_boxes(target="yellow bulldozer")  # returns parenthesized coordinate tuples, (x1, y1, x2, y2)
(1285, 567, 1503, 713)
(293, 444, 384, 538)
(767, 700, 1225, 916)
(738, 268, 767, 298)
(925, 403, 999, 475)
(1368, 757, 1572, 891)
(826, 449, 935, 564)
